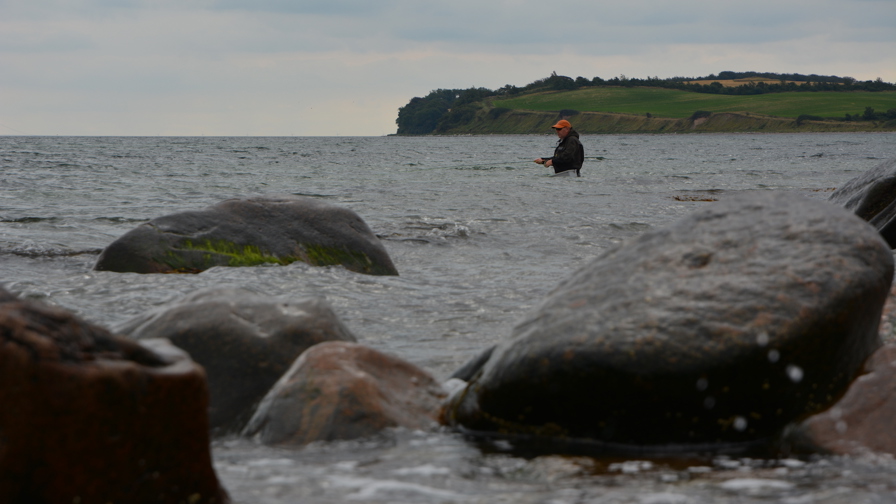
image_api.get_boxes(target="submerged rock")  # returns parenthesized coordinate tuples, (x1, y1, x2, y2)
(829, 157, 896, 248)
(790, 344, 896, 456)
(244, 341, 446, 445)
(444, 192, 893, 451)
(94, 194, 398, 275)
(116, 287, 357, 433)
(0, 289, 228, 503)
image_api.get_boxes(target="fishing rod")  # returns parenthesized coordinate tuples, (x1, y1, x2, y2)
(532, 156, 606, 162)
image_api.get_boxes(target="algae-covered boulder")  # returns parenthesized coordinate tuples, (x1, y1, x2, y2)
(94, 195, 398, 275)
(445, 192, 893, 451)
(829, 157, 896, 248)
(115, 287, 358, 433)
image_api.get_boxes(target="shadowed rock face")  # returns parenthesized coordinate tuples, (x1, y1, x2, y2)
(445, 192, 893, 450)
(0, 288, 228, 504)
(244, 341, 446, 446)
(94, 194, 398, 275)
(829, 157, 896, 248)
(115, 287, 358, 433)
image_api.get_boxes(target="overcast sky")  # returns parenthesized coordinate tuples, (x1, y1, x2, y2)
(2, 0, 894, 136)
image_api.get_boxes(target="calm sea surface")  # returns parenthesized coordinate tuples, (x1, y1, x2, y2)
(2, 133, 895, 503)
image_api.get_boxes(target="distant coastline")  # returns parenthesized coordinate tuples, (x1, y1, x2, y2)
(396, 72, 896, 135)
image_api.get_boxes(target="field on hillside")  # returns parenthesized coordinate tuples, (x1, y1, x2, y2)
(492, 88, 896, 119)
(683, 78, 804, 87)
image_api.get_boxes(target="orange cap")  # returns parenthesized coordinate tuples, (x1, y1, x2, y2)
(552, 119, 572, 129)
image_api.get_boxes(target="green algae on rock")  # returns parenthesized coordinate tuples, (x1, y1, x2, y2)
(95, 195, 398, 276)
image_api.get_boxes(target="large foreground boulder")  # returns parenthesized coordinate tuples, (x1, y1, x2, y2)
(790, 344, 896, 456)
(116, 287, 357, 433)
(94, 195, 398, 275)
(244, 341, 446, 445)
(0, 289, 228, 503)
(829, 157, 896, 247)
(445, 192, 893, 450)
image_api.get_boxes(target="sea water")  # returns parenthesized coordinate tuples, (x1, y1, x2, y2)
(2, 133, 895, 503)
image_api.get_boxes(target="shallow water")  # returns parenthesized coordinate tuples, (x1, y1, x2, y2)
(2, 133, 895, 503)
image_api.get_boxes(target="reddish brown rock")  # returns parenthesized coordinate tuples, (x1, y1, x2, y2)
(0, 294, 229, 504)
(878, 284, 896, 343)
(795, 344, 896, 456)
(243, 341, 446, 445)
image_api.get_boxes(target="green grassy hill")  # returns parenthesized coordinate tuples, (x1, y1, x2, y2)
(423, 87, 896, 134)
(492, 87, 896, 119)
(396, 71, 896, 134)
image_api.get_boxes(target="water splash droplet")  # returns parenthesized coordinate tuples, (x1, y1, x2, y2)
(696, 377, 709, 391)
(786, 365, 803, 383)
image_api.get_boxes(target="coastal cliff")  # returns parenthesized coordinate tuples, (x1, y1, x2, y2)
(423, 107, 896, 135)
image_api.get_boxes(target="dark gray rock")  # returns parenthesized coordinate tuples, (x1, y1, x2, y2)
(115, 287, 357, 433)
(94, 195, 398, 275)
(445, 192, 893, 451)
(829, 157, 896, 247)
(449, 345, 495, 381)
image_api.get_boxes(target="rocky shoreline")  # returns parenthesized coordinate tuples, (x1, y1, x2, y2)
(3, 159, 896, 501)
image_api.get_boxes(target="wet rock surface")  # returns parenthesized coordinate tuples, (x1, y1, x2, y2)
(829, 157, 896, 247)
(116, 287, 357, 433)
(792, 344, 896, 456)
(94, 194, 398, 275)
(244, 341, 446, 445)
(0, 288, 228, 503)
(877, 283, 896, 343)
(445, 192, 893, 450)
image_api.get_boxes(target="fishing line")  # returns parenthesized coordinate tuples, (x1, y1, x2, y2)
(0, 122, 28, 135)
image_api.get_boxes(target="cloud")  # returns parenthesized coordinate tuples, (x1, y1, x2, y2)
(0, 0, 893, 135)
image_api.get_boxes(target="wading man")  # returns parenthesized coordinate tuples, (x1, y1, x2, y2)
(534, 119, 584, 177)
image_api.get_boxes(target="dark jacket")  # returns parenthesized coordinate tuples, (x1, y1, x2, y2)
(545, 129, 584, 176)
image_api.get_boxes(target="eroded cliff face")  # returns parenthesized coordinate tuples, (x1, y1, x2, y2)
(434, 109, 893, 135)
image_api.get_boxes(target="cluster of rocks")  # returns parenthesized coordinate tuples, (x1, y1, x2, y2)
(111, 286, 447, 441)
(4, 162, 896, 501)
(0, 196, 418, 503)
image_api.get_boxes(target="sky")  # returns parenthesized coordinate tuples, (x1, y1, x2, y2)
(1, 0, 894, 137)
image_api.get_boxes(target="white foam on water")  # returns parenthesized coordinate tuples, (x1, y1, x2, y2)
(329, 476, 465, 501)
(718, 478, 794, 492)
(392, 464, 452, 476)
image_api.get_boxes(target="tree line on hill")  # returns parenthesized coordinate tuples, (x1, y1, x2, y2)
(396, 71, 896, 135)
